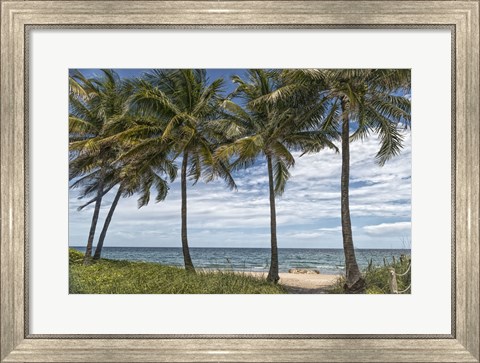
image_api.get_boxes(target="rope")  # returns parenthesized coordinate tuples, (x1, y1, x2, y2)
(388, 260, 411, 293)
(397, 283, 411, 294)
(395, 262, 411, 277)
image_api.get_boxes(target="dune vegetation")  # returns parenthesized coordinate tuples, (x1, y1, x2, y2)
(328, 255, 411, 294)
(69, 248, 286, 294)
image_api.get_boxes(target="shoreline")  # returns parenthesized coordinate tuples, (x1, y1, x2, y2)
(94, 258, 343, 293)
(70, 248, 409, 294)
(81, 253, 343, 293)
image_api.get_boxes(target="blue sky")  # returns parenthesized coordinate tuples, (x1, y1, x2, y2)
(72, 68, 247, 96)
(69, 69, 411, 249)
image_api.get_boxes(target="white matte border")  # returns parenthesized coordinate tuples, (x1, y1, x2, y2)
(29, 29, 451, 334)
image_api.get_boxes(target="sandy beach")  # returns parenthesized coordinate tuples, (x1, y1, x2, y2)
(243, 272, 342, 294)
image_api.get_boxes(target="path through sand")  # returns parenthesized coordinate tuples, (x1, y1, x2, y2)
(243, 272, 342, 294)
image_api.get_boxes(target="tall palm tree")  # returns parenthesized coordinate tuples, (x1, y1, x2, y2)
(216, 70, 337, 283)
(127, 69, 235, 272)
(288, 69, 411, 293)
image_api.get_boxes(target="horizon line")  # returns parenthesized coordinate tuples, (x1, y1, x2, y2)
(69, 245, 412, 250)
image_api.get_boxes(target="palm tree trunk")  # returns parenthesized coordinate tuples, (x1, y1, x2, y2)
(93, 186, 123, 260)
(340, 100, 365, 293)
(266, 155, 280, 283)
(77, 184, 115, 211)
(83, 169, 105, 265)
(181, 151, 195, 273)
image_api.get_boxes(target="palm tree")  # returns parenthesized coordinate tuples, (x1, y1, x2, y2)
(216, 70, 337, 283)
(127, 69, 235, 272)
(91, 154, 176, 260)
(70, 71, 177, 261)
(288, 69, 411, 293)
(69, 69, 126, 264)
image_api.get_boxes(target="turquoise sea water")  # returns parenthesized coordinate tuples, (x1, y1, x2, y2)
(71, 246, 410, 275)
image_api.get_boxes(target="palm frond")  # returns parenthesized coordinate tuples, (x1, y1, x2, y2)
(273, 157, 290, 196)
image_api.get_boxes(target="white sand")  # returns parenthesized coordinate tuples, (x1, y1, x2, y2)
(243, 272, 342, 294)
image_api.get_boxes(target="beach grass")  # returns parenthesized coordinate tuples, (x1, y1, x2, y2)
(328, 255, 411, 294)
(69, 249, 286, 294)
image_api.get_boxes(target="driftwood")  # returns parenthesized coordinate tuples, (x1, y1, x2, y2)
(288, 268, 320, 274)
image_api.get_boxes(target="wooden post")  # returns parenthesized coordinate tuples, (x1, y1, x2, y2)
(388, 268, 398, 294)
(383, 257, 387, 266)
(392, 256, 396, 265)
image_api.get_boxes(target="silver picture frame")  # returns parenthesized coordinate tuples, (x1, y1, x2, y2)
(1, 1, 478, 361)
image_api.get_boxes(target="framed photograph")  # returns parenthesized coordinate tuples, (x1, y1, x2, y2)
(1, 1, 478, 362)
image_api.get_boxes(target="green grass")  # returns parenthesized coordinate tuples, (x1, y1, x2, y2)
(69, 248, 286, 294)
(328, 255, 411, 294)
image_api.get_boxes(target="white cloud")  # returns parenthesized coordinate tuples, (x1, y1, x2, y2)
(69, 130, 411, 249)
(363, 222, 411, 236)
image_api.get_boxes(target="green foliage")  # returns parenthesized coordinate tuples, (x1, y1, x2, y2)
(69, 249, 285, 294)
(285, 69, 411, 166)
(69, 248, 85, 264)
(128, 69, 236, 190)
(216, 69, 338, 197)
(327, 255, 411, 294)
(364, 255, 411, 294)
(69, 69, 176, 211)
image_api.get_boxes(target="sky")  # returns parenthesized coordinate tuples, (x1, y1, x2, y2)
(69, 69, 411, 249)
(72, 68, 247, 96)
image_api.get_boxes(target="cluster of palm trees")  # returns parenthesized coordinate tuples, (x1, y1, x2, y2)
(69, 68, 410, 293)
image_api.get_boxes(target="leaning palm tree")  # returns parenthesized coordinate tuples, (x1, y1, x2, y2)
(92, 109, 178, 259)
(69, 69, 128, 264)
(216, 69, 337, 283)
(127, 69, 235, 272)
(71, 74, 178, 261)
(91, 155, 176, 260)
(287, 69, 411, 293)
(75, 136, 176, 260)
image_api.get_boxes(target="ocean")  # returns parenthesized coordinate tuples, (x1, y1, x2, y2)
(71, 246, 411, 275)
